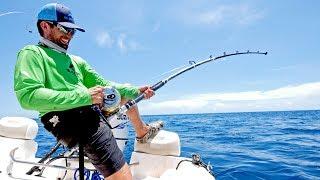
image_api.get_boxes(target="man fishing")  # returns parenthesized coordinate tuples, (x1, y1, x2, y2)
(14, 3, 163, 179)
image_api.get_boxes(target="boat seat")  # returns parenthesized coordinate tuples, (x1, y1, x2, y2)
(0, 117, 38, 172)
(0, 117, 38, 140)
(134, 130, 180, 156)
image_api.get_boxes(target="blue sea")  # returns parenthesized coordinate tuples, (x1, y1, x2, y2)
(35, 110, 320, 179)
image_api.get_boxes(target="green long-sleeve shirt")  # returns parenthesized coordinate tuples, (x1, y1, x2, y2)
(14, 45, 139, 116)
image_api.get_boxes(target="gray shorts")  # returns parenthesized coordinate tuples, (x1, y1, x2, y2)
(41, 106, 126, 177)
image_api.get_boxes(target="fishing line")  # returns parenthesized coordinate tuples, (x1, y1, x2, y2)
(148, 64, 188, 83)
(0, 10, 36, 34)
(0, 11, 24, 17)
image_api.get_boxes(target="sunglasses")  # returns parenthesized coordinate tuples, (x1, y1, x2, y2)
(46, 21, 76, 35)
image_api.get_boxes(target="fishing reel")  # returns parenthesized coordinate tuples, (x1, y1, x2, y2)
(102, 86, 121, 117)
(92, 86, 128, 129)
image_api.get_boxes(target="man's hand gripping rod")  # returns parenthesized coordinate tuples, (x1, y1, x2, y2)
(98, 51, 267, 128)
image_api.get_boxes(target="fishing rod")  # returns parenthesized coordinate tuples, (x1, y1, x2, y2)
(99, 50, 267, 128)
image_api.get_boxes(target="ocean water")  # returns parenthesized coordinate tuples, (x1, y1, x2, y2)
(35, 110, 320, 179)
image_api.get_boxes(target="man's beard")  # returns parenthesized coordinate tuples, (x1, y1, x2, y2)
(53, 39, 69, 50)
(47, 34, 69, 50)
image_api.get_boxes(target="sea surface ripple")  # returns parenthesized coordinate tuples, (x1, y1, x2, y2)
(36, 110, 320, 179)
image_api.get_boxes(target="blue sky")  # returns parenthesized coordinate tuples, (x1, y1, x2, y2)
(1, 0, 319, 117)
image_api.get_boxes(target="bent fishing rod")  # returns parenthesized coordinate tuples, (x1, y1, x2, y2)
(96, 50, 267, 128)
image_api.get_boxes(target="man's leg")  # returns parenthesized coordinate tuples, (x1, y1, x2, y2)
(82, 106, 132, 179)
(84, 120, 133, 179)
(121, 99, 163, 142)
(106, 163, 132, 180)
(123, 99, 149, 138)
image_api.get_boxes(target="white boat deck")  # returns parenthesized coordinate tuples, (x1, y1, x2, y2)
(0, 117, 214, 180)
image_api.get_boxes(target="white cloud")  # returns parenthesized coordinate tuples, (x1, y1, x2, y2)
(117, 33, 127, 52)
(95, 31, 143, 52)
(195, 82, 320, 101)
(117, 33, 144, 52)
(176, 4, 265, 26)
(139, 82, 320, 115)
(234, 4, 265, 25)
(197, 6, 226, 25)
(96, 31, 114, 48)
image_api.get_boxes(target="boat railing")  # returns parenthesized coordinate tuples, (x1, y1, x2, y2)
(7, 147, 93, 176)
(8, 146, 140, 176)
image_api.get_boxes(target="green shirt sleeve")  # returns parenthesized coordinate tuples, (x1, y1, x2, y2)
(14, 47, 92, 113)
(74, 56, 140, 100)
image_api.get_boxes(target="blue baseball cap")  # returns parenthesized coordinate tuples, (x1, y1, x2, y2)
(37, 3, 85, 32)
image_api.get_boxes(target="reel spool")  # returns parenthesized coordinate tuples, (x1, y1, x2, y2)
(102, 86, 121, 116)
